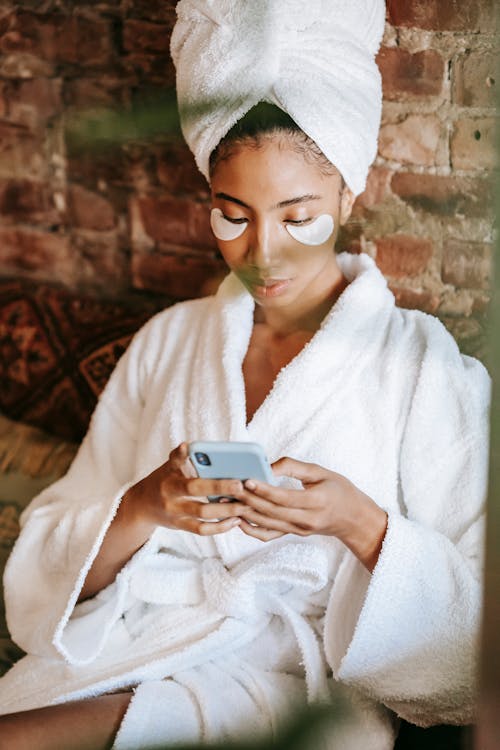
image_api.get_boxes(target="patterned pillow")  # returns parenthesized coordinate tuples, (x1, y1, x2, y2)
(0, 278, 172, 441)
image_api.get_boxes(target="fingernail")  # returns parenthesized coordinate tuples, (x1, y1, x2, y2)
(245, 480, 256, 490)
(231, 518, 241, 526)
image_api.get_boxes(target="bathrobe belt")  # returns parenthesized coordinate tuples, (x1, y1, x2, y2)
(128, 542, 331, 701)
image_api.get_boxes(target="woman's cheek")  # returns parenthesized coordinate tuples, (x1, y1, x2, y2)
(216, 239, 246, 269)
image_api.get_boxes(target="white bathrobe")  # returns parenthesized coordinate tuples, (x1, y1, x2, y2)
(0, 252, 490, 749)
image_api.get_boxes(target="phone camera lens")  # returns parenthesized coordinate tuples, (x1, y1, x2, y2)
(194, 452, 211, 466)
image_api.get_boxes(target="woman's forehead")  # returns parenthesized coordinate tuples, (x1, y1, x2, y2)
(210, 138, 342, 200)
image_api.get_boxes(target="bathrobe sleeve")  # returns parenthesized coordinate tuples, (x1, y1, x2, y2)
(325, 319, 491, 726)
(3, 311, 167, 661)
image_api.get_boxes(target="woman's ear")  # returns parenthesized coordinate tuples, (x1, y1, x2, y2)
(339, 186, 356, 225)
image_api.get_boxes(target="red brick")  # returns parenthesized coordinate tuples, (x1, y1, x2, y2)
(132, 249, 225, 299)
(68, 185, 116, 231)
(375, 234, 433, 278)
(67, 144, 128, 188)
(0, 122, 46, 179)
(379, 115, 441, 166)
(442, 240, 492, 290)
(64, 77, 133, 109)
(125, 0, 177, 24)
(71, 230, 129, 292)
(0, 52, 55, 78)
(387, 0, 497, 32)
(391, 173, 494, 218)
(390, 285, 440, 314)
(472, 293, 491, 314)
(0, 11, 114, 66)
(353, 167, 393, 213)
(0, 81, 7, 118)
(123, 20, 172, 54)
(57, 16, 114, 66)
(125, 155, 155, 192)
(439, 316, 486, 359)
(0, 227, 76, 284)
(81, 0, 122, 5)
(450, 117, 496, 170)
(338, 239, 363, 255)
(130, 196, 217, 250)
(453, 50, 498, 108)
(155, 140, 209, 197)
(0, 179, 61, 225)
(377, 47, 445, 100)
(122, 54, 176, 86)
(5, 77, 62, 129)
(336, 222, 363, 254)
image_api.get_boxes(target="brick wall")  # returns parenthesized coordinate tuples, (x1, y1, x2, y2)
(0, 0, 497, 357)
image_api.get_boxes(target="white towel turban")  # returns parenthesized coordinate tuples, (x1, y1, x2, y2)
(171, 0, 385, 196)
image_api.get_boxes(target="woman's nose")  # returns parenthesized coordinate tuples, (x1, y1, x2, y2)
(247, 219, 277, 268)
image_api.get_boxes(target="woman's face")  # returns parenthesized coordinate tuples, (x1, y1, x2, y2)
(210, 137, 355, 312)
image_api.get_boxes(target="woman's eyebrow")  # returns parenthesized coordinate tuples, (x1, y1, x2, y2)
(273, 194, 322, 209)
(214, 192, 322, 210)
(214, 192, 250, 208)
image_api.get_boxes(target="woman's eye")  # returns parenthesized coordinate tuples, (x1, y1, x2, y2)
(222, 214, 248, 225)
(285, 218, 313, 226)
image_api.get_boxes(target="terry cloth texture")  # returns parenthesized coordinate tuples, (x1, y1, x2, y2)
(0, 253, 490, 749)
(171, 0, 385, 195)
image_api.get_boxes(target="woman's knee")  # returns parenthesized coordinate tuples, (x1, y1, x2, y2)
(0, 711, 34, 750)
(0, 693, 132, 750)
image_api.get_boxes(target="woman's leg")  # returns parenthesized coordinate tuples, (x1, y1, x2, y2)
(0, 691, 132, 750)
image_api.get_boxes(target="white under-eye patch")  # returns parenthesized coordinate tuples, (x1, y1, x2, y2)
(286, 214, 334, 246)
(210, 208, 247, 241)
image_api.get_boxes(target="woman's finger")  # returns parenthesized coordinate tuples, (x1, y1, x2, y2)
(238, 520, 284, 542)
(168, 442, 190, 469)
(271, 456, 326, 483)
(178, 499, 246, 520)
(240, 490, 314, 523)
(241, 480, 306, 508)
(240, 507, 311, 535)
(180, 516, 242, 536)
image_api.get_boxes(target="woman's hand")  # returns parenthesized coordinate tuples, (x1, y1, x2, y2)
(234, 457, 388, 572)
(121, 443, 245, 537)
(81, 443, 246, 601)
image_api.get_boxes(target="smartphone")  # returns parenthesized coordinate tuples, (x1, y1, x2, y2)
(188, 440, 275, 501)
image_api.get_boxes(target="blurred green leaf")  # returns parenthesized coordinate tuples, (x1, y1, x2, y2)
(66, 89, 182, 147)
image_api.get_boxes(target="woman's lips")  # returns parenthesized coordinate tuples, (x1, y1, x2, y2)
(252, 278, 292, 298)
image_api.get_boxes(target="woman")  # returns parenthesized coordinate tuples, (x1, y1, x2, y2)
(0, 2, 490, 749)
